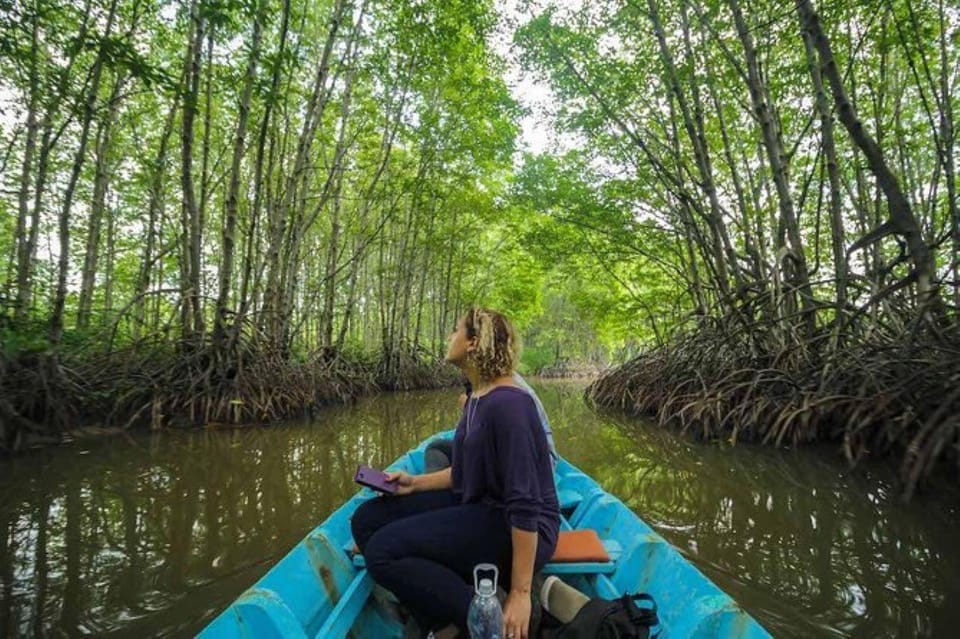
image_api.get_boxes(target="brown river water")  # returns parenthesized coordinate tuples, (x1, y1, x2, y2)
(1, 380, 958, 638)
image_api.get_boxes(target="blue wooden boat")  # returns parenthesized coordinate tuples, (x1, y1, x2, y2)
(200, 430, 771, 638)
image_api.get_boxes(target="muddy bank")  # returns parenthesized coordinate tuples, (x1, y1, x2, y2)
(587, 318, 960, 498)
(0, 340, 458, 452)
(533, 360, 605, 379)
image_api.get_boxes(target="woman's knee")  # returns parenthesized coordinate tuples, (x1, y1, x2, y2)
(362, 526, 400, 576)
(350, 499, 386, 551)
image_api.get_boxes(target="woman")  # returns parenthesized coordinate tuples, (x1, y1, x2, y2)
(351, 307, 560, 639)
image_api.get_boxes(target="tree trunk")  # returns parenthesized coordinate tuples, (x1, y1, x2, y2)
(800, 24, 847, 316)
(644, 0, 735, 299)
(234, 0, 291, 346)
(214, 1, 264, 350)
(15, 0, 94, 324)
(796, 0, 941, 311)
(938, 0, 958, 306)
(13, 11, 40, 324)
(180, 0, 205, 342)
(77, 75, 124, 330)
(666, 94, 709, 311)
(195, 21, 215, 341)
(279, 5, 360, 353)
(321, 24, 362, 348)
(264, 0, 347, 349)
(102, 193, 116, 324)
(49, 0, 119, 344)
(710, 81, 764, 285)
(334, 235, 362, 351)
(412, 196, 438, 350)
(133, 93, 180, 340)
(729, 0, 815, 333)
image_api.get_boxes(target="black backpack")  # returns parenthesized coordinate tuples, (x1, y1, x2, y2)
(541, 593, 660, 639)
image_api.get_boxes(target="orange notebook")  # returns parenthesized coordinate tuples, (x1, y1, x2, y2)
(550, 529, 611, 563)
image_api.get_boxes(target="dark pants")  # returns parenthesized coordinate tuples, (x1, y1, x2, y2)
(351, 491, 550, 632)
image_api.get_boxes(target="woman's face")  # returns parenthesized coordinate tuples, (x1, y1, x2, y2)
(444, 317, 474, 365)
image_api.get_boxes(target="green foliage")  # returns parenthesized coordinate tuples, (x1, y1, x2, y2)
(0, 318, 48, 355)
(1, 0, 957, 385)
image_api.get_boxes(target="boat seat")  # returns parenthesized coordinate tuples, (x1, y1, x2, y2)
(543, 529, 619, 575)
(349, 530, 620, 576)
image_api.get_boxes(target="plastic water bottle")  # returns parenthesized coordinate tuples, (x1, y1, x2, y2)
(467, 563, 503, 639)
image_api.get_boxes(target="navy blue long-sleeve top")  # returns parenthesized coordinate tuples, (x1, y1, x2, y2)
(451, 386, 560, 553)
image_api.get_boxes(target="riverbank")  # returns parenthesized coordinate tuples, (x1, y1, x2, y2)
(534, 360, 605, 379)
(587, 315, 960, 498)
(0, 338, 459, 452)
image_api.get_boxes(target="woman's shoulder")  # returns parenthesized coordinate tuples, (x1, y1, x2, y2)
(481, 385, 536, 414)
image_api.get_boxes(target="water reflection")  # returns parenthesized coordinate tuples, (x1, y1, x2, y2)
(0, 391, 460, 638)
(0, 381, 958, 637)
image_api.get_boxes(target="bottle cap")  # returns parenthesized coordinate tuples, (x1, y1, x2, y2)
(478, 577, 495, 595)
(473, 563, 499, 595)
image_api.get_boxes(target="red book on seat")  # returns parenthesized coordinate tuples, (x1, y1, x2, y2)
(550, 529, 610, 563)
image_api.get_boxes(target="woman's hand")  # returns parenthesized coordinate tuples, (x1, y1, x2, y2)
(502, 589, 532, 639)
(384, 470, 416, 496)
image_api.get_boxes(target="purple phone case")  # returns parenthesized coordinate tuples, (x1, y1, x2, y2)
(354, 465, 398, 494)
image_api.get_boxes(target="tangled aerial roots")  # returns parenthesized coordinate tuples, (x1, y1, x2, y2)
(0, 339, 459, 450)
(586, 316, 960, 499)
(535, 361, 604, 379)
(375, 346, 461, 391)
(99, 342, 458, 428)
(0, 350, 81, 448)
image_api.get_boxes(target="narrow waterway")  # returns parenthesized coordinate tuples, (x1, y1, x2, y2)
(1, 380, 958, 637)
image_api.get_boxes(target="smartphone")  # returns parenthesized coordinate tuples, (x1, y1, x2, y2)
(354, 465, 399, 494)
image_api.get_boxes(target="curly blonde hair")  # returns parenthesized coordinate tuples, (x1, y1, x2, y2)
(464, 307, 521, 380)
